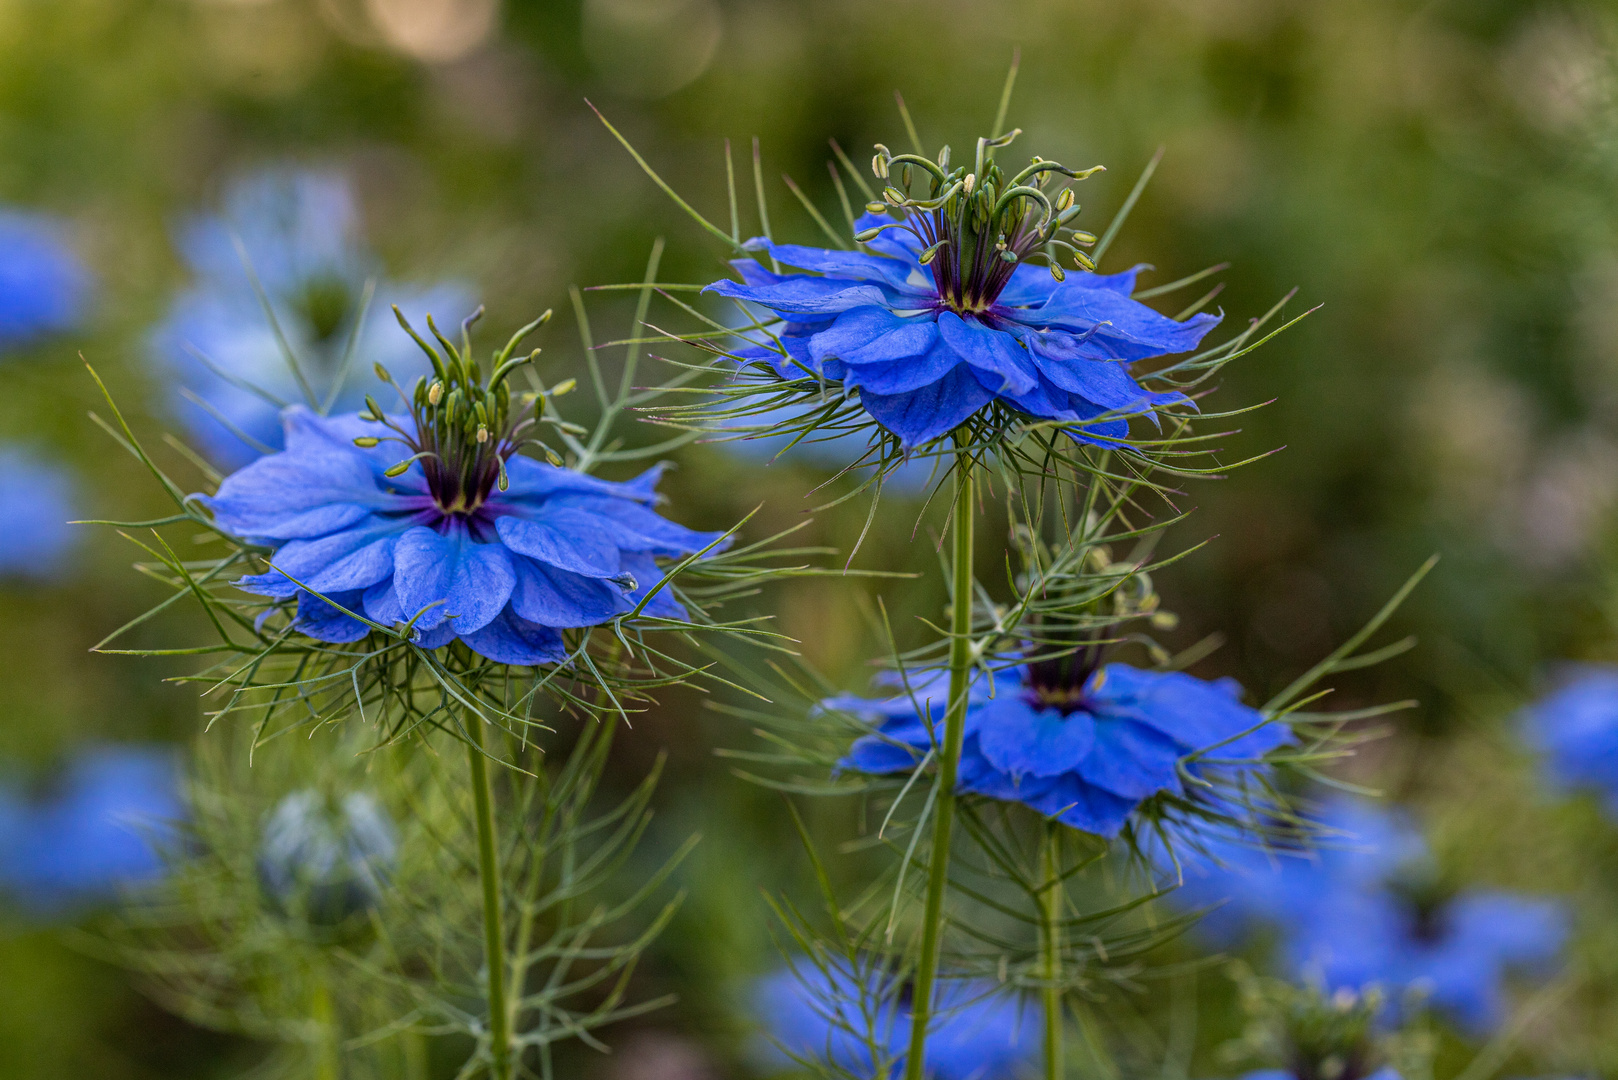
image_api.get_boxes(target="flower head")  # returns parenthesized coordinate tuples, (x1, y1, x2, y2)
(707, 135, 1217, 449)
(1167, 798, 1566, 1035)
(0, 447, 79, 580)
(1521, 664, 1618, 817)
(257, 789, 397, 928)
(202, 311, 727, 665)
(835, 659, 1285, 837)
(754, 956, 1035, 1080)
(0, 209, 89, 351)
(151, 168, 472, 468)
(0, 745, 181, 914)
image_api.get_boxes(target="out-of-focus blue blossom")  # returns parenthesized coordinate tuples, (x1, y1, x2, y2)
(0, 209, 89, 351)
(754, 956, 1036, 1079)
(835, 661, 1286, 837)
(150, 169, 472, 469)
(257, 789, 396, 927)
(0, 447, 78, 580)
(1164, 798, 1567, 1036)
(1522, 665, 1618, 817)
(708, 207, 1215, 450)
(203, 408, 726, 664)
(0, 745, 182, 914)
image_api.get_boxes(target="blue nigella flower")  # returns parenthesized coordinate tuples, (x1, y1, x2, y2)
(754, 956, 1036, 1079)
(1164, 797, 1425, 945)
(258, 788, 397, 927)
(0, 745, 182, 914)
(833, 657, 1286, 837)
(1521, 664, 1618, 817)
(151, 168, 471, 469)
(0, 209, 89, 351)
(203, 405, 726, 665)
(1165, 798, 1566, 1036)
(0, 447, 78, 580)
(706, 137, 1217, 450)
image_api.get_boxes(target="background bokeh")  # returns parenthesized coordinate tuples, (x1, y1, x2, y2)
(3, 0, 1617, 1075)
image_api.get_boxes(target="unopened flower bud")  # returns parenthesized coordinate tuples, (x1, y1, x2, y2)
(352, 437, 380, 448)
(865, 201, 887, 215)
(258, 789, 397, 929)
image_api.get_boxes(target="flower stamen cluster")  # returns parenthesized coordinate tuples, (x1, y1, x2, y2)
(359, 306, 572, 522)
(862, 131, 1103, 313)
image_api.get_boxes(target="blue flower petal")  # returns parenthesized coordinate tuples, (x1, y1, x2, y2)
(496, 510, 623, 577)
(1074, 719, 1183, 799)
(765, 242, 932, 296)
(705, 276, 895, 317)
(294, 588, 371, 643)
(858, 366, 996, 449)
(458, 607, 567, 665)
(808, 307, 939, 367)
(935, 312, 1039, 396)
(975, 695, 1097, 778)
(509, 555, 627, 628)
(393, 523, 516, 635)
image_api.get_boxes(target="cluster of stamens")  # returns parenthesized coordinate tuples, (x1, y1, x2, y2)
(861, 130, 1104, 313)
(356, 307, 570, 518)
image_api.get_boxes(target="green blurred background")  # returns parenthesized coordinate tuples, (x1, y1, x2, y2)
(3, 0, 1617, 1074)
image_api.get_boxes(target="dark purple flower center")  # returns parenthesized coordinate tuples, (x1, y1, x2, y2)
(356, 306, 555, 521)
(1023, 641, 1107, 716)
(1388, 873, 1454, 945)
(861, 133, 1103, 315)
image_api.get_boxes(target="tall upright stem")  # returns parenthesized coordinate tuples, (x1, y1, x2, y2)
(902, 430, 976, 1080)
(310, 960, 341, 1080)
(467, 718, 513, 1080)
(1040, 823, 1064, 1080)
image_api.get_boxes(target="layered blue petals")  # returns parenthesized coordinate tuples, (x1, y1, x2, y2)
(203, 407, 726, 665)
(835, 663, 1285, 838)
(150, 168, 473, 469)
(707, 213, 1217, 449)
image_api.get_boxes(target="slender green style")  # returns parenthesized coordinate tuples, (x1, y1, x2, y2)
(468, 719, 513, 1080)
(1040, 824, 1064, 1080)
(902, 430, 976, 1080)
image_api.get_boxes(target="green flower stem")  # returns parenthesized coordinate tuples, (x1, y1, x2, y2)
(902, 429, 976, 1080)
(310, 959, 341, 1080)
(1040, 823, 1064, 1080)
(468, 717, 513, 1080)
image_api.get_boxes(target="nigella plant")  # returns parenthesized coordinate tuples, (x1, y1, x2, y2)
(0, 446, 79, 580)
(91, 257, 800, 1079)
(150, 168, 471, 468)
(1224, 970, 1414, 1080)
(1522, 665, 1618, 819)
(1165, 797, 1567, 1036)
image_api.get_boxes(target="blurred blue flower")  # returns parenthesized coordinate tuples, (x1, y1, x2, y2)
(1522, 665, 1618, 817)
(202, 407, 726, 664)
(835, 661, 1286, 837)
(0, 745, 181, 914)
(151, 168, 471, 469)
(0, 447, 78, 580)
(1164, 798, 1566, 1035)
(707, 208, 1215, 450)
(258, 789, 397, 927)
(754, 956, 1036, 1079)
(0, 209, 89, 351)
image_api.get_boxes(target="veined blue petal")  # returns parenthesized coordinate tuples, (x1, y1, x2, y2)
(508, 555, 628, 628)
(975, 695, 1097, 778)
(764, 241, 933, 296)
(496, 510, 622, 577)
(935, 312, 1038, 396)
(841, 341, 963, 396)
(458, 607, 567, 665)
(1009, 288, 1220, 360)
(293, 588, 371, 643)
(858, 366, 995, 449)
(620, 551, 691, 619)
(995, 263, 1143, 308)
(704, 276, 894, 317)
(1073, 719, 1183, 799)
(807, 307, 938, 367)
(393, 523, 516, 635)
